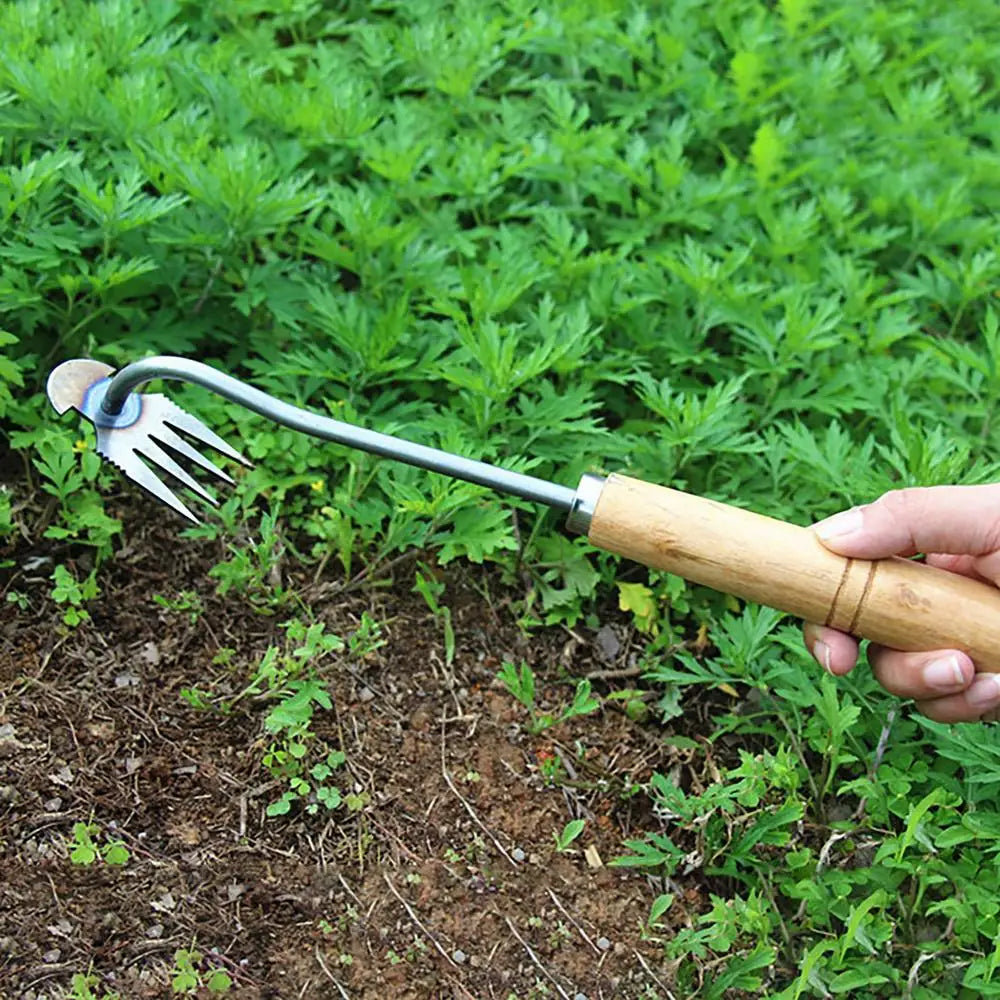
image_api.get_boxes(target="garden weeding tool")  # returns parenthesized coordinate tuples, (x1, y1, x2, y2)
(48, 355, 1000, 672)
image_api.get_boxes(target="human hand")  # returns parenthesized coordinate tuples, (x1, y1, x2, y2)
(803, 485, 1000, 722)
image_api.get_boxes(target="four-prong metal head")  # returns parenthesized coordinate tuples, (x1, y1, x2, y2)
(46, 359, 252, 524)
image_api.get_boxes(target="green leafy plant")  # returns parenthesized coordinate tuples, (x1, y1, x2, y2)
(413, 566, 455, 666)
(68, 821, 129, 867)
(50, 564, 98, 627)
(553, 818, 585, 852)
(497, 659, 535, 713)
(208, 505, 293, 609)
(497, 659, 600, 734)
(264, 741, 346, 819)
(0, 330, 24, 421)
(66, 969, 120, 1000)
(220, 616, 360, 818)
(22, 432, 122, 557)
(347, 611, 386, 660)
(170, 948, 232, 995)
(152, 589, 204, 625)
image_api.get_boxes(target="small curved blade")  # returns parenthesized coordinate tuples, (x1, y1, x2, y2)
(46, 359, 115, 414)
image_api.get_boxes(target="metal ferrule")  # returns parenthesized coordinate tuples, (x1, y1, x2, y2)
(565, 473, 605, 536)
(82, 378, 142, 429)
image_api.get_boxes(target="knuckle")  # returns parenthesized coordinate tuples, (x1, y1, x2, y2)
(869, 647, 917, 698)
(872, 671, 910, 699)
(980, 504, 1000, 553)
(913, 698, 954, 723)
(871, 487, 939, 553)
(874, 487, 929, 521)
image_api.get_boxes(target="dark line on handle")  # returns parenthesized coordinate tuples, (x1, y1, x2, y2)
(848, 561, 878, 635)
(826, 558, 854, 628)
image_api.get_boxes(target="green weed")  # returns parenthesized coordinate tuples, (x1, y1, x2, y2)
(67, 821, 129, 867)
(413, 566, 456, 666)
(497, 660, 600, 734)
(170, 947, 231, 995)
(49, 564, 97, 627)
(553, 818, 586, 853)
(152, 589, 204, 625)
(65, 969, 120, 1000)
(208, 505, 294, 609)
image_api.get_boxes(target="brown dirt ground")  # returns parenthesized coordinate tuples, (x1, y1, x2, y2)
(1, 477, 727, 1000)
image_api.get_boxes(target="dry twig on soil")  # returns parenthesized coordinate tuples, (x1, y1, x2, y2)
(313, 944, 351, 998)
(504, 915, 574, 1000)
(633, 948, 677, 1000)
(382, 872, 458, 968)
(440, 721, 517, 867)
(545, 888, 600, 954)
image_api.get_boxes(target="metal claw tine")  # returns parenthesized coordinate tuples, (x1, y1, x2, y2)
(96, 428, 200, 524)
(135, 437, 219, 506)
(140, 395, 246, 475)
(154, 396, 252, 467)
(136, 399, 237, 485)
(152, 423, 235, 485)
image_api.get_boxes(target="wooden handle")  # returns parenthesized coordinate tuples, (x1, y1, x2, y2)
(588, 474, 1000, 672)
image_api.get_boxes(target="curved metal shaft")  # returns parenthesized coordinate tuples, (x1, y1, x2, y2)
(102, 356, 577, 512)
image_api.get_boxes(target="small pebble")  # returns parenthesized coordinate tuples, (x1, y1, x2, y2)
(146, 923, 164, 939)
(47, 918, 73, 937)
(596, 936, 611, 952)
(512, 847, 526, 863)
(452, 949, 467, 965)
(575, 993, 589, 1000)
(43, 948, 61, 963)
(50, 765, 74, 786)
(44, 797, 62, 812)
(152, 891, 177, 912)
(358, 687, 374, 703)
(595, 624, 621, 661)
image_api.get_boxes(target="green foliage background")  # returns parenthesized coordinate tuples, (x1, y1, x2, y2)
(4, 0, 1000, 995)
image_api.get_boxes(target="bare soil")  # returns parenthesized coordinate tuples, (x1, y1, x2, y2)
(1, 482, 721, 999)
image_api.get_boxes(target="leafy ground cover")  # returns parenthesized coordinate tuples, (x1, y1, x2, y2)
(3, 0, 1000, 996)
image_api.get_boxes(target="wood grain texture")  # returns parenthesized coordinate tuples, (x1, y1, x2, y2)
(588, 474, 1000, 673)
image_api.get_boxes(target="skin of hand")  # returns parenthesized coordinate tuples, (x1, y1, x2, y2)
(803, 484, 1000, 723)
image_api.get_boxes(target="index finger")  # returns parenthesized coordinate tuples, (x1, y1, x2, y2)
(813, 484, 1000, 559)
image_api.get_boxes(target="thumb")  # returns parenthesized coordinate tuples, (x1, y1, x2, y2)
(812, 485, 1000, 560)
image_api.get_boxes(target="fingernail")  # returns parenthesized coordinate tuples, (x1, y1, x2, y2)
(814, 508, 864, 541)
(923, 655, 966, 691)
(967, 675, 1000, 709)
(813, 640, 833, 674)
